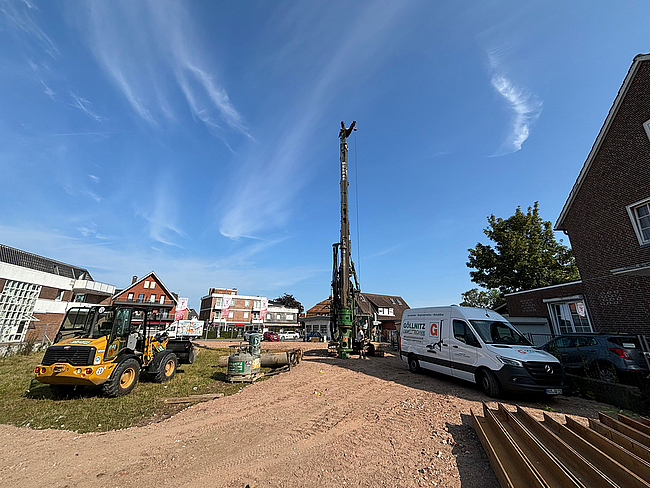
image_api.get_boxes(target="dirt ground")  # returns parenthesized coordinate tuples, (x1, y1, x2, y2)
(0, 343, 614, 487)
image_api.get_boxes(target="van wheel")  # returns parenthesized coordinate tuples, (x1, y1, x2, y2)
(480, 370, 501, 398)
(102, 358, 140, 397)
(408, 354, 420, 374)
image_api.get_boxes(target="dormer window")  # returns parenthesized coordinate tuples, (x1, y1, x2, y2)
(627, 197, 650, 246)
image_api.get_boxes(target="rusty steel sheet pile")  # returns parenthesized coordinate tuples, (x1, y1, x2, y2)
(471, 403, 650, 488)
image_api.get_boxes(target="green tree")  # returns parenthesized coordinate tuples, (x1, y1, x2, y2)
(273, 293, 304, 314)
(460, 288, 503, 309)
(466, 202, 579, 295)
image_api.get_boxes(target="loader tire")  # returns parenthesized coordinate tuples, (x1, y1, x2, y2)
(102, 358, 140, 397)
(154, 353, 178, 383)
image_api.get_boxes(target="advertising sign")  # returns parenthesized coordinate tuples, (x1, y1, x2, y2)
(261, 297, 268, 320)
(221, 296, 233, 319)
(175, 297, 189, 321)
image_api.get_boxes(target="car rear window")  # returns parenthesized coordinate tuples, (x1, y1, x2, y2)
(607, 336, 640, 349)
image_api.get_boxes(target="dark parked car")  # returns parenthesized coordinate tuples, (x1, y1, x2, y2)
(304, 331, 324, 342)
(263, 331, 280, 341)
(539, 333, 649, 384)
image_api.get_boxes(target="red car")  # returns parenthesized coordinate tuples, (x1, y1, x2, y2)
(263, 331, 280, 341)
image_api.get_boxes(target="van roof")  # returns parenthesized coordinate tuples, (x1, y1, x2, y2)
(403, 306, 505, 321)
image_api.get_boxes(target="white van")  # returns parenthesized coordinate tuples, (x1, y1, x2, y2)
(400, 306, 565, 397)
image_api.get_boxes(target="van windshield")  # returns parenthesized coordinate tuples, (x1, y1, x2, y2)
(470, 320, 531, 346)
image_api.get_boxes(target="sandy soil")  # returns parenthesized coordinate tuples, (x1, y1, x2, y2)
(0, 344, 613, 488)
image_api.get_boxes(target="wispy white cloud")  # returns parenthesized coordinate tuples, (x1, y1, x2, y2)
(76, 1, 249, 139)
(0, 0, 59, 57)
(219, 0, 411, 239)
(80, 189, 101, 203)
(135, 176, 187, 248)
(39, 79, 55, 99)
(76, 222, 110, 240)
(88, 174, 99, 183)
(488, 50, 542, 156)
(0, 223, 318, 307)
(69, 91, 103, 122)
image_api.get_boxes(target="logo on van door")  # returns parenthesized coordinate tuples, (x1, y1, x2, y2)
(430, 322, 438, 337)
(402, 321, 426, 342)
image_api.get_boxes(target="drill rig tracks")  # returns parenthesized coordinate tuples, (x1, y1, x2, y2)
(472, 403, 650, 488)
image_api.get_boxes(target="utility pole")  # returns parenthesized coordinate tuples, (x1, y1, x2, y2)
(335, 120, 356, 359)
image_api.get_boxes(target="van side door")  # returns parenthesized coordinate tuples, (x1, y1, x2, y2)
(450, 320, 478, 382)
(421, 319, 452, 376)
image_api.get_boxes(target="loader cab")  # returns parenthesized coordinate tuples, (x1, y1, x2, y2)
(56, 306, 150, 360)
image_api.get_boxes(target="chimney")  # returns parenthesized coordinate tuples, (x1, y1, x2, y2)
(132, 276, 138, 284)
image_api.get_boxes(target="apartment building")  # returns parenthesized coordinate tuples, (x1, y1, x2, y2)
(264, 301, 299, 332)
(199, 288, 268, 335)
(0, 244, 115, 343)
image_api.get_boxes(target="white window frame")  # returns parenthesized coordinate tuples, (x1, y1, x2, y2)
(544, 295, 593, 335)
(160, 295, 165, 304)
(150, 294, 156, 303)
(627, 196, 650, 247)
(243, 312, 249, 319)
(150, 282, 155, 289)
(144, 281, 150, 289)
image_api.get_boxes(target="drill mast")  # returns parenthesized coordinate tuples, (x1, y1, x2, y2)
(331, 120, 360, 359)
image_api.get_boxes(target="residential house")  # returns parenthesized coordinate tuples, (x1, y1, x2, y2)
(302, 293, 409, 343)
(506, 53, 650, 336)
(111, 272, 178, 328)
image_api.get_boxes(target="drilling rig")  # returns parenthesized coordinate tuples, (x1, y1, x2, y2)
(330, 121, 363, 359)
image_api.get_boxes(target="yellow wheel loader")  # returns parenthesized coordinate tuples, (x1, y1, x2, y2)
(34, 305, 181, 397)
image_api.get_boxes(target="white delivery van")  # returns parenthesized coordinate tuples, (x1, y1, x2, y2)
(400, 306, 565, 397)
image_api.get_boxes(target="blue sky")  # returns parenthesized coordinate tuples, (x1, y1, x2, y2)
(1, 1, 649, 311)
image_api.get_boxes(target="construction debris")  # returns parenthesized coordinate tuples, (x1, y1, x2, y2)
(472, 402, 650, 487)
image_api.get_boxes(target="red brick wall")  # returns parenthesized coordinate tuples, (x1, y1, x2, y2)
(26, 312, 65, 341)
(113, 274, 172, 305)
(562, 59, 650, 334)
(506, 282, 585, 319)
(39, 286, 60, 300)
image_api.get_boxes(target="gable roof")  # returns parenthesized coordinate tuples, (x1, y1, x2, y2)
(357, 293, 409, 318)
(0, 243, 93, 280)
(555, 53, 650, 231)
(306, 298, 331, 316)
(112, 271, 178, 305)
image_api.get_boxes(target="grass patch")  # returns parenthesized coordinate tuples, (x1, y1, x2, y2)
(0, 348, 257, 433)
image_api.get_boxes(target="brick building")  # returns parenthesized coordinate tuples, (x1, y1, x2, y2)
(111, 272, 178, 328)
(507, 54, 650, 336)
(199, 288, 267, 336)
(0, 244, 115, 343)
